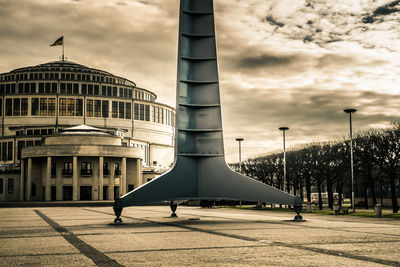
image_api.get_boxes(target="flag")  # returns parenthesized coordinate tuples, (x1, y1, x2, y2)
(50, 36, 63, 46)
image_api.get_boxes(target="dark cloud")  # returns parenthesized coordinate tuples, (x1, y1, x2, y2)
(363, 0, 400, 23)
(236, 54, 298, 69)
(264, 16, 284, 27)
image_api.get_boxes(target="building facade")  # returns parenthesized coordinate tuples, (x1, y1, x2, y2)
(0, 60, 175, 201)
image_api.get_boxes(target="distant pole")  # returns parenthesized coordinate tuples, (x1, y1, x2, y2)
(344, 108, 356, 213)
(62, 38, 65, 61)
(279, 127, 289, 193)
(235, 138, 244, 173)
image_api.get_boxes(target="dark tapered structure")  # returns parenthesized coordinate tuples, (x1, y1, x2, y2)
(113, 0, 302, 222)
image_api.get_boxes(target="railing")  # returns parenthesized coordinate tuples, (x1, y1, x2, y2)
(62, 169, 73, 176)
(81, 169, 93, 176)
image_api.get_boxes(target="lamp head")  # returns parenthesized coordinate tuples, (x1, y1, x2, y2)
(235, 138, 244, 142)
(344, 108, 357, 114)
(279, 127, 289, 131)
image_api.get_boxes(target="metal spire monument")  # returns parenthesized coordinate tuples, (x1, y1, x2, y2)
(113, 0, 303, 222)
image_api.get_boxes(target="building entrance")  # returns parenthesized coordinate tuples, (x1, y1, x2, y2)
(103, 186, 108, 200)
(63, 186, 73, 200)
(80, 186, 92, 200)
(51, 186, 56, 201)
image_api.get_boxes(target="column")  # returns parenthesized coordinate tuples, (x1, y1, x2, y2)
(99, 157, 103, 200)
(20, 159, 24, 201)
(26, 158, 32, 201)
(109, 164, 115, 200)
(72, 156, 78, 201)
(136, 159, 142, 188)
(121, 157, 126, 195)
(45, 157, 51, 201)
(56, 159, 62, 200)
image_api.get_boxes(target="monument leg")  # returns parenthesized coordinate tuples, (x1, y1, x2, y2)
(113, 197, 123, 224)
(170, 201, 178, 217)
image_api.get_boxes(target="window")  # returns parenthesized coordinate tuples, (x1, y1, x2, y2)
(81, 162, 92, 176)
(31, 82, 36, 93)
(94, 85, 99, 95)
(76, 99, 83, 116)
(67, 98, 75, 116)
(51, 162, 56, 177)
(101, 86, 106, 96)
(112, 101, 118, 118)
(103, 162, 110, 175)
(59, 98, 66, 116)
(102, 101, 108, 118)
(5, 99, 12, 116)
(86, 99, 93, 117)
(88, 84, 93, 95)
(126, 102, 131, 119)
(119, 102, 124, 119)
(63, 162, 73, 176)
(45, 83, 51, 93)
(1, 142, 6, 161)
(94, 100, 101, 117)
(107, 86, 111, 96)
(67, 83, 72, 94)
(0, 178, 3, 194)
(73, 84, 79, 94)
(134, 103, 139, 120)
(81, 84, 87, 95)
(13, 98, 20, 116)
(7, 178, 14, 194)
(7, 142, 13, 161)
(145, 105, 150, 121)
(119, 87, 123, 97)
(51, 83, 57, 93)
(39, 82, 44, 93)
(113, 87, 117, 96)
(0, 99, 2, 116)
(139, 104, 144, 120)
(40, 98, 47, 116)
(124, 88, 128, 98)
(17, 141, 25, 160)
(160, 108, 164, 124)
(114, 163, 121, 176)
(21, 98, 28, 116)
(60, 83, 66, 94)
(48, 98, 55, 116)
(128, 89, 132, 98)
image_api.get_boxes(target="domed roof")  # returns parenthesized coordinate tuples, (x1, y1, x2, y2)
(8, 60, 136, 86)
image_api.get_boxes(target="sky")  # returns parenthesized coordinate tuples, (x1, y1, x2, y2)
(1, 0, 400, 163)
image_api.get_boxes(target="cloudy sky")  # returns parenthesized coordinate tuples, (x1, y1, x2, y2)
(1, 0, 400, 162)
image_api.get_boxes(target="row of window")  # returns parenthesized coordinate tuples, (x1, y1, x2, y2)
(0, 82, 153, 100)
(1, 97, 174, 125)
(59, 162, 121, 176)
(16, 128, 54, 136)
(1, 72, 123, 85)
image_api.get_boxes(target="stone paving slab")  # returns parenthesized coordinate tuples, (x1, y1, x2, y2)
(0, 206, 399, 266)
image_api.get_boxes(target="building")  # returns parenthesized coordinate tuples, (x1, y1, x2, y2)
(0, 60, 175, 201)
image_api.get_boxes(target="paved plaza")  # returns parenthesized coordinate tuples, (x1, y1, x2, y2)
(0, 205, 399, 266)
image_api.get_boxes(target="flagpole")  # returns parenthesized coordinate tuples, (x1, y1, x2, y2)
(62, 38, 64, 61)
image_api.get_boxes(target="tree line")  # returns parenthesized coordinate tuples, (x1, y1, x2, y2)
(231, 122, 400, 213)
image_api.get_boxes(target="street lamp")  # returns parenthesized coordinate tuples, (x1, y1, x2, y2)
(344, 108, 356, 213)
(279, 127, 289, 193)
(235, 138, 244, 173)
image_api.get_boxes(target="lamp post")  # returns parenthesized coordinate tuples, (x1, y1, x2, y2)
(235, 138, 244, 173)
(344, 108, 356, 213)
(279, 127, 289, 193)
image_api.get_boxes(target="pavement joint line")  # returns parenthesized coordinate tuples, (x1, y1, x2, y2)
(86, 208, 400, 266)
(34, 210, 124, 267)
(106, 244, 269, 254)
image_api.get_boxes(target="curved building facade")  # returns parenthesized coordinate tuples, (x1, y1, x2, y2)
(0, 60, 175, 201)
